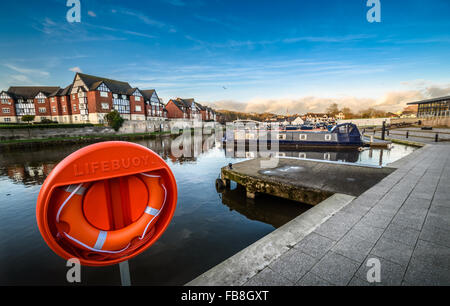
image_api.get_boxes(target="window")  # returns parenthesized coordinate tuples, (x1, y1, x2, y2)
(97, 83, 110, 92)
(52, 106, 57, 113)
(73, 105, 77, 112)
(62, 97, 65, 102)
(72, 95, 76, 99)
(100, 91, 109, 98)
(62, 106, 67, 112)
(1, 99, 10, 104)
(135, 96, 141, 102)
(39, 107, 46, 113)
(4, 118, 11, 122)
(51, 98, 55, 102)
(37, 99, 45, 104)
(101, 103, 109, 110)
(2, 108, 10, 114)
(135, 105, 142, 112)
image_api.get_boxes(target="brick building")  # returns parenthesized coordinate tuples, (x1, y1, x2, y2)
(0, 86, 60, 123)
(166, 98, 216, 121)
(0, 73, 168, 124)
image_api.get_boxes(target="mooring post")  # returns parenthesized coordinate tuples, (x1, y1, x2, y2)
(119, 261, 131, 286)
(435, 133, 439, 142)
(406, 131, 409, 138)
(381, 121, 386, 140)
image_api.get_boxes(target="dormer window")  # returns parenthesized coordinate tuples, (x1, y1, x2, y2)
(97, 83, 110, 97)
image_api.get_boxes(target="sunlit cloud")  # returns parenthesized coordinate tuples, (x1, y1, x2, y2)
(204, 84, 450, 115)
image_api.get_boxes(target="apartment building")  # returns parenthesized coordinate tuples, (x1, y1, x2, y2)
(0, 86, 60, 123)
(0, 73, 167, 124)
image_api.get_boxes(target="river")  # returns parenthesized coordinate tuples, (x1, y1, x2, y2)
(0, 134, 415, 285)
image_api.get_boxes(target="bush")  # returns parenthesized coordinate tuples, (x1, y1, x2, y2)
(21, 115, 35, 123)
(105, 110, 125, 131)
(40, 118, 56, 124)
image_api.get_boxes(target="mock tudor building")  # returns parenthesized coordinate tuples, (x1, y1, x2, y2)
(0, 73, 168, 124)
(0, 86, 61, 123)
(68, 73, 167, 123)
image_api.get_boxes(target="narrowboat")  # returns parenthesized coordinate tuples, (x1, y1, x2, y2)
(223, 123, 364, 148)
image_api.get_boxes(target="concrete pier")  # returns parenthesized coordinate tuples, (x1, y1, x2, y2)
(187, 141, 450, 286)
(220, 158, 394, 205)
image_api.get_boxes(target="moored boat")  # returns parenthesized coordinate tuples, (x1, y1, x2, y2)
(223, 123, 363, 148)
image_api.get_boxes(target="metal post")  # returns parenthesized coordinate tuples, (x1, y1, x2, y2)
(379, 148, 384, 167)
(119, 261, 131, 286)
(406, 131, 409, 138)
(435, 133, 439, 142)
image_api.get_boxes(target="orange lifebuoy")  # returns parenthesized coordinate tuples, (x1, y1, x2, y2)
(53, 174, 166, 253)
(36, 141, 177, 267)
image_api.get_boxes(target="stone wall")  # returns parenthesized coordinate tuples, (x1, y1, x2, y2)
(0, 126, 114, 141)
(0, 119, 220, 141)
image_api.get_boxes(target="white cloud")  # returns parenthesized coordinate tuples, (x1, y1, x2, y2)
(69, 67, 82, 73)
(4, 64, 49, 76)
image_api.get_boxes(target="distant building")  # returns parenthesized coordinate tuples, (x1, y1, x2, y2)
(303, 113, 330, 123)
(407, 96, 450, 118)
(166, 98, 216, 121)
(291, 117, 304, 125)
(335, 112, 345, 120)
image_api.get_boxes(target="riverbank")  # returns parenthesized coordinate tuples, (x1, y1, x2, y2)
(0, 131, 174, 151)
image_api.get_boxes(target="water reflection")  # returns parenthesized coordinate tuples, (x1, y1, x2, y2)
(0, 134, 217, 185)
(219, 185, 311, 228)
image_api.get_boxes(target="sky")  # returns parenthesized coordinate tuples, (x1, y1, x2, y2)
(0, 0, 449, 114)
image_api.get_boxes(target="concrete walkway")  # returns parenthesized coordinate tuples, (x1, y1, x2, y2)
(188, 143, 450, 286)
(373, 127, 450, 144)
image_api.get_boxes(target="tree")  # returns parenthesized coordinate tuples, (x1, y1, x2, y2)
(326, 103, 339, 117)
(21, 115, 35, 124)
(105, 110, 125, 131)
(341, 107, 354, 119)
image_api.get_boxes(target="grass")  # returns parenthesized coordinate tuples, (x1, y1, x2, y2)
(0, 123, 97, 129)
(0, 131, 174, 146)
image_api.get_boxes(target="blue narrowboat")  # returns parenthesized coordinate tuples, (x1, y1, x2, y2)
(224, 123, 363, 148)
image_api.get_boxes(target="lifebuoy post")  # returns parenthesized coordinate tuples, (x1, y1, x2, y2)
(36, 141, 178, 278)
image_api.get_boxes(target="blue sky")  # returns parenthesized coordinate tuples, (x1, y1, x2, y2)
(0, 0, 449, 113)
